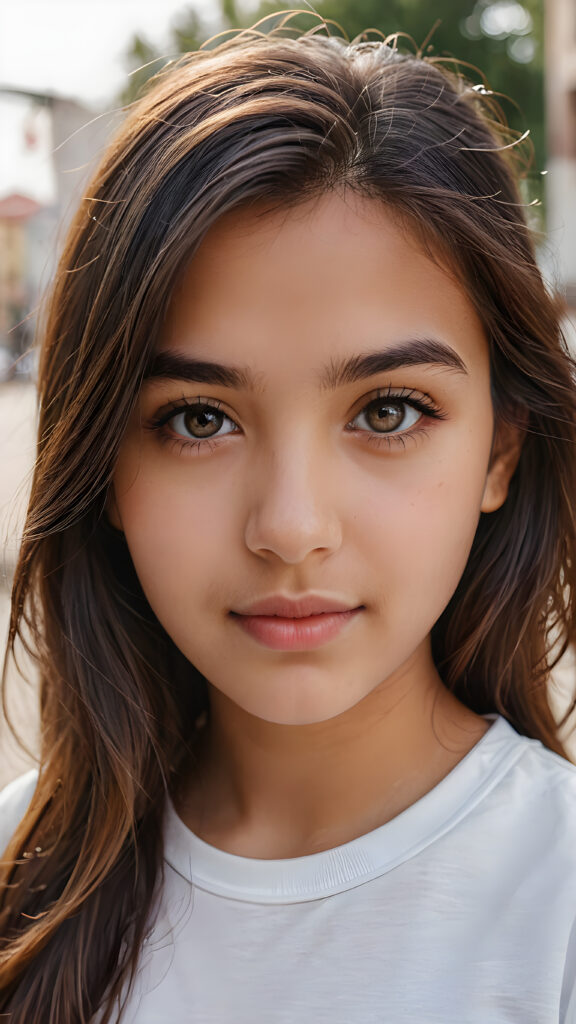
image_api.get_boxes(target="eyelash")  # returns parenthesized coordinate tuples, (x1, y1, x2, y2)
(146, 388, 446, 456)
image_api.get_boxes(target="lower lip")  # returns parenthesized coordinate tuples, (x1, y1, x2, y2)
(231, 609, 361, 651)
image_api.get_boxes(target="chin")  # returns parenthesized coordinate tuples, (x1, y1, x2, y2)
(233, 683, 370, 727)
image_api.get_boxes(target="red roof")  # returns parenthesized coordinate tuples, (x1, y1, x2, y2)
(0, 193, 42, 221)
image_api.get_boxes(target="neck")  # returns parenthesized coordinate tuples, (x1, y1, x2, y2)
(173, 651, 489, 859)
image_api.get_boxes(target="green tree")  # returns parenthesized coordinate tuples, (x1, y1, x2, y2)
(120, 33, 169, 107)
(120, 1, 545, 199)
(312, 0, 545, 177)
(120, 1, 245, 106)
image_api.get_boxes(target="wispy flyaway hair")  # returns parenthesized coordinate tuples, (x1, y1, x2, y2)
(2, 11, 576, 1021)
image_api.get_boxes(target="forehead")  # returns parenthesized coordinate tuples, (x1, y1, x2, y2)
(159, 191, 489, 378)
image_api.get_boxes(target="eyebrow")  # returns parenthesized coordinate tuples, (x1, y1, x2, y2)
(320, 339, 467, 388)
(144, 351, 253, 390)
(144, 338, 467, 391)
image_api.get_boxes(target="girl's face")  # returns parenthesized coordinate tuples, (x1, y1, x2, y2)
(110, 191, 518, 725)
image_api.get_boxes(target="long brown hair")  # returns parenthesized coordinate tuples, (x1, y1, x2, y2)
(2, 11, 576, 1021)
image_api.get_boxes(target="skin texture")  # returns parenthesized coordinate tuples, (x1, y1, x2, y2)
(109, 190, 522, 858)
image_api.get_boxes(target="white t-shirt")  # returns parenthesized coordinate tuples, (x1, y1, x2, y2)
(3, 713, 576, 1022)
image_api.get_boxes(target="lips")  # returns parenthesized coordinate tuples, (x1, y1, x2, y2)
(229, 594, 363, 651)
(232, 594, 359, 618)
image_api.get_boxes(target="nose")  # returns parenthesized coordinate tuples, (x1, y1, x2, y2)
(243, 440, 343, 565)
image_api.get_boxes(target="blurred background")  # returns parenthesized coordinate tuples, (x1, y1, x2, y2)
(1, 0, 575, 785)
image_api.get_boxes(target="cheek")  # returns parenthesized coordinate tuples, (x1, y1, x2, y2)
(112, 451, 232, 608)
(353, 436, 491, 608)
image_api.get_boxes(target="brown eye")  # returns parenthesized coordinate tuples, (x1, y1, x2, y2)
(352, 399, 421, 434)
(170, 404, 237, 439)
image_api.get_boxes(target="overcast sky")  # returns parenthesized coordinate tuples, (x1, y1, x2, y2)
(0, 0, 261, 199)
(0, 0, 236, 103)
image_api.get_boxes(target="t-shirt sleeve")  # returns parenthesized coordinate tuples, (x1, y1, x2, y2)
(0, 769, 39, 857)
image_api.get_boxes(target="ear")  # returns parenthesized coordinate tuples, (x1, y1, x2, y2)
(104, 485, 124, 532)
(481, 419, 525, 514)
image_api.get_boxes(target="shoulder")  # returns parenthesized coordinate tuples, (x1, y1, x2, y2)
(465, 719, 576, 862)
(520, 737, 576, 799)
(508, 732, 576, 819)
(484, 713, 576, 791)
(495, 731, 576, 881)
(0, 769, 39, 856)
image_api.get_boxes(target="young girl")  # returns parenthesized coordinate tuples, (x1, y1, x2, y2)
(2, 11, 576, 1023)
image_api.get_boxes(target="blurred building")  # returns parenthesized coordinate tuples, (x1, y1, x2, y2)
(0, 192, 58, 370)
(0, 194, 39, 340)
(0, 88, 120, 228)
(47, 94, 121, 232)
(0, 90, 121, 373)
(545, 0, 576, 313)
